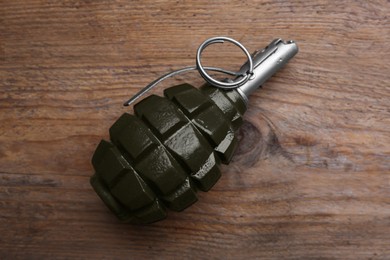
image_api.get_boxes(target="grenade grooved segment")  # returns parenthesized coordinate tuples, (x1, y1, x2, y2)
(192, 105, 230, 146)
(90, 141, 167, 223)
(214, 130, 238, 163)
(164, 123, 211, 172)
(110, 113, 191, 196)
(110, 113, 158, 160)
(90, 174, 132, 221)
(91, 141, 155, 210)
(134, 145, 188, 195)
(162, 178, 198, 211)
(199, 84, 246, 131)
(134, 95, 188, 140)
(164, 84, 238, 163)
(164, 84, 213, 116)
(130, 199, 166, 224)
(91, 83, 246, 223)
(192, 152, 221, 191)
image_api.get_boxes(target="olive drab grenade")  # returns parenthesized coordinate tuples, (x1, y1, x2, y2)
(91, 37, 298, 224)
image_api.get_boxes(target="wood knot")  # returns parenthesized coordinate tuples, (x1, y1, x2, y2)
(235, 120, 263, 156)
(233, 119, 292, 168)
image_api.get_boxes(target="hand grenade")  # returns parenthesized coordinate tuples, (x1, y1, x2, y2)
(90, 37, 298, 224)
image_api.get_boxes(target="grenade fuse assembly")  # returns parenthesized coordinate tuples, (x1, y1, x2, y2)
(91, 37, 298, 224)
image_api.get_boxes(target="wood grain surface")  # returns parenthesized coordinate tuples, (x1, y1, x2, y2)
(1, 0, 389, 259)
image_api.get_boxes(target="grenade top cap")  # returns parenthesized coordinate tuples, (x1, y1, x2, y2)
(236, 39, 298, 105)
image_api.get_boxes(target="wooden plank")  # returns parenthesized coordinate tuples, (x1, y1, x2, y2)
(0, 0, 389, 258)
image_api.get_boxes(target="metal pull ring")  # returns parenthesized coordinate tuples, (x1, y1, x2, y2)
(196, 37, 254, 89)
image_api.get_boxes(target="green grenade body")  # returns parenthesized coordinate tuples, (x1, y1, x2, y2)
(91, 83, 246, 224)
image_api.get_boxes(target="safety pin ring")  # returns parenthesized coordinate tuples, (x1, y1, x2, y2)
(196, 36, 254, 89)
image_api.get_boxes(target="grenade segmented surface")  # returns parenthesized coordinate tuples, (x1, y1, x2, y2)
(91, 83, 247, 224)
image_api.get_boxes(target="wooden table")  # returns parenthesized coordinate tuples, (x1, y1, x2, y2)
(1, 1, 389, 259)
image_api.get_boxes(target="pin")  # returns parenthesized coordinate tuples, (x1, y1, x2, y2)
(123, 37, 298, 106)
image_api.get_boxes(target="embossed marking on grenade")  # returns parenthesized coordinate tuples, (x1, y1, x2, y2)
(90, 37, 298, 224)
